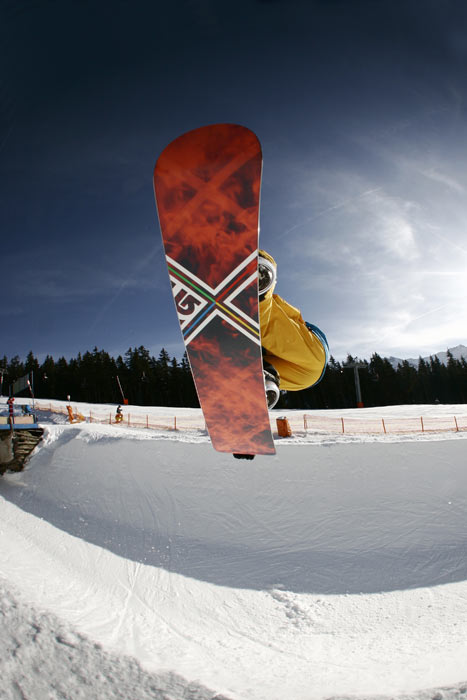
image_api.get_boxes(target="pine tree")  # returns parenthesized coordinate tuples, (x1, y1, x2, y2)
(25, 351, 39, 375)
(397, 360, 418, 404)
(416, 358, 431, 403)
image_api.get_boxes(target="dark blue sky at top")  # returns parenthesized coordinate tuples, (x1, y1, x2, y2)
(2, 0, 467, 364)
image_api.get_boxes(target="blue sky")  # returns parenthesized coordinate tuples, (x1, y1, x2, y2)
(2, 0, 467, 363)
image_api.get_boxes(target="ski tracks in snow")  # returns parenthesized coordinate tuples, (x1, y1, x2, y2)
(4, 419, 467, 698)
(0, 577, 230, 700)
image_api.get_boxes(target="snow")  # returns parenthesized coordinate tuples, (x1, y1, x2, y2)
(2, 398, 467, 699)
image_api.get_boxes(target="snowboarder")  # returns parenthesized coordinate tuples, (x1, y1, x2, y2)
(115, 405, 123, 423)
(258, 250, 329, 408)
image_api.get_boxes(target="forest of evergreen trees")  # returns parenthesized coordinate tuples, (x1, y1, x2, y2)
(1, 346, 466, 409)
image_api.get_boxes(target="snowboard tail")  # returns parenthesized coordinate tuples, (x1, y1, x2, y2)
(154, 124, 275, 456)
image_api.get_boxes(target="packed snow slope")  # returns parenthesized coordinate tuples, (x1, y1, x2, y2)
(2, 400, 467, 699)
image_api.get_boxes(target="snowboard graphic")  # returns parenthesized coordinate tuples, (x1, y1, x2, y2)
(154, 124, 275, 456)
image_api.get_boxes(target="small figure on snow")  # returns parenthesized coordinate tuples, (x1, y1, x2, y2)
(258, 250, 329, 409)
(115, 405, 123, 423)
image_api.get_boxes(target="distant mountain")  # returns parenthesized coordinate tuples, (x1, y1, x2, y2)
(388, 344, 467, 369)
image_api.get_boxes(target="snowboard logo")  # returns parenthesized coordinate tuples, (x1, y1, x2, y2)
(167, 250, 260, 346)
(171, 277, 208, 325)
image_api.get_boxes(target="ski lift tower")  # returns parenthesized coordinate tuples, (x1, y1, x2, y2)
(343, 360, 366, 408)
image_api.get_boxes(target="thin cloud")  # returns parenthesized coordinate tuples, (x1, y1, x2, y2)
(88, 244, 161, 332)
(277, 160, 466, 359)
(420, 167, 465, 194)
(282, 187, 383, 236)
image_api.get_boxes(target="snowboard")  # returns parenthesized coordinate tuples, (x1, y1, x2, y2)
(154, 123, 275, 457)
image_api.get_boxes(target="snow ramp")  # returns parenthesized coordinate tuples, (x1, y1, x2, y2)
(1, 423, 467, 699)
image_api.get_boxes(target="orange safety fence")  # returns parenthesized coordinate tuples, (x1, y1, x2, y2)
(33, 402, 467, 437)
(34, 402, 207, 432)
(303, 413, 467, 435)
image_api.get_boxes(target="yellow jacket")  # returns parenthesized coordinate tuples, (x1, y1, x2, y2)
(259, 251, 328, 391)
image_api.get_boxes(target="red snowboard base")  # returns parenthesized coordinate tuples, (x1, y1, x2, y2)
(154, 124, 275, 456)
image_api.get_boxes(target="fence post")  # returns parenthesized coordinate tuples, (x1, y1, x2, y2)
(454, 416, 459, 432)
(128, 413, 130, 427)
(304, 415, 307, 432)
(421, 416, 424, 432)
(174, 416, 177, 431)
(341, 417, 345, 434)
(90, 411, 92, 423)
(382, 418, 386, 434)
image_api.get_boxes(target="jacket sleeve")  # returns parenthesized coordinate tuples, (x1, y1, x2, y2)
(260, 293, 328, 391)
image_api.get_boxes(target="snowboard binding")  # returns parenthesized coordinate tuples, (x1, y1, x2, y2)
(263, 360, 280, 410)
(264, 370, 280, 409)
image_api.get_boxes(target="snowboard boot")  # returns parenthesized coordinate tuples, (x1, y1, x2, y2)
(258, 253, 277, 300)
(263, 360, 280, 410)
